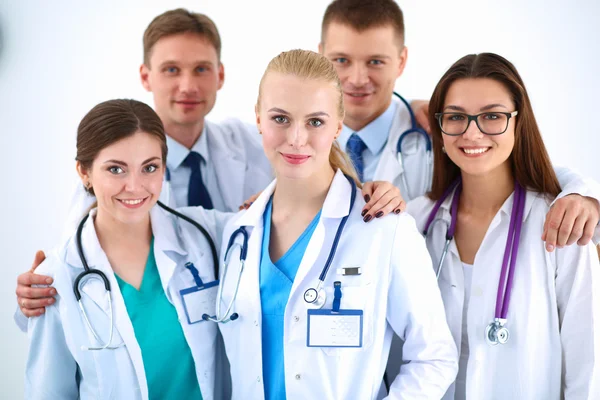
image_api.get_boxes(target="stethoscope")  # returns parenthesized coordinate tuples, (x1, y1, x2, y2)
(394, 92, 433, 199)
(203, 174, 357, 323)
(74, 200, 218, 350)
(423, 178, 526, 346)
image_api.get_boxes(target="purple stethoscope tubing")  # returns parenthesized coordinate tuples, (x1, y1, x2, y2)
(424, 178, 526, 338)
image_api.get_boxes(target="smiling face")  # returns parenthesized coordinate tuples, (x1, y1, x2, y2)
(77, 131, 165, 226)
(256, 72, 343, 181)
(140, 33, 225, 131)
(320, 22, 406, 131)
(441, 78, 516, 178)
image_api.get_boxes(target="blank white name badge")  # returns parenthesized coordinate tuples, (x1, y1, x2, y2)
(180, 281, 219, 324)
(307, 309, 363, 348)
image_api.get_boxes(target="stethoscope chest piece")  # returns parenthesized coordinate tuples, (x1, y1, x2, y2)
(485, 319, 510, 346)
(303, 287, 326, 309)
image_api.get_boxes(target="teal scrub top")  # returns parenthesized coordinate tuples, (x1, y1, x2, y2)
(259, 198, 322, 400)
(115, 238, 203, 400)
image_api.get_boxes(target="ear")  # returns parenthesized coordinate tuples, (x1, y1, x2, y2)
(318, 42, 324, 55)
(76, 161, 91, 188)
(396, 46, 408, 79)
(217, 62, 225, 90)
(140, 64, 152, 92)
(255, 104, 262, 134)
(335, 119, 343, 139)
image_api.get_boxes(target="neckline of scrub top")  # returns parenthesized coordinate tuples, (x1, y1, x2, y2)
(263, 196, 322, 281)
(115, 237, 160, 306)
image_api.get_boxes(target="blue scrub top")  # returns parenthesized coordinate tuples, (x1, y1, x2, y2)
(259, 198, 322, 400)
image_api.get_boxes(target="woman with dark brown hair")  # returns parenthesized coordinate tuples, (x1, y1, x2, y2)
(407, 53, 600, 399)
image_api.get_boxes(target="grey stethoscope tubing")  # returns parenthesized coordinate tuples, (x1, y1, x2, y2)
(202, 226, 249, 323)
(74, 200, 219, 349)
(394, 92, 433, 199)
(74, 214, 124, 351)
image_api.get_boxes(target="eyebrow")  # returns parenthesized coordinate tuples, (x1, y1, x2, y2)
(267, 108, 330, 118)
(327, 52, 391, 60)
(103, 157, 161, 166)
(443, 103, 509, 112)
(158, 60, 214, 68)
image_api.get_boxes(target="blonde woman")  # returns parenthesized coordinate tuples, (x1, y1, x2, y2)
(213, 50, 457, 399)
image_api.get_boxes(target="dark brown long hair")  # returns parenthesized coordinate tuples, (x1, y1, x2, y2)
(427, 53, 561, 200)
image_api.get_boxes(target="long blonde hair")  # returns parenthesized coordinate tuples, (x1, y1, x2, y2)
(257, 49, 361, 187)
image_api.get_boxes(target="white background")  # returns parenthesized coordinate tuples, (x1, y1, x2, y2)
(1, 0, 598, 397)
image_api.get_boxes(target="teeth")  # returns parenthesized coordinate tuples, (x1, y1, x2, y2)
(121, 199, 144, 205)
(463, 148, 489, 154)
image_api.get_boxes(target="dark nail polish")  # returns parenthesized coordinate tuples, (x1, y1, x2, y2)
(364, 195, 370, 203)
(375, 211, 384, 218)
(361, 209, 367, 217)
(394, 209, 401, 214)
(363, 215, 372, 223)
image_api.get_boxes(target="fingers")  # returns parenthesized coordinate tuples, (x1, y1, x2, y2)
(239, 192, 261, 210)
(543, 201, 567, 252)
(556, 206, 579, 247)
(31, 250, 46, 272)
(21, 307, 46, 317)
(16, 284, 56, 300)
(413, 100, 431, 134)
(18, 296, 55, 311)
(361, 183, 404, 222)
(577, 220, 596, 246)
(17, 271, 53, 286)
(566, 215, 586, 246)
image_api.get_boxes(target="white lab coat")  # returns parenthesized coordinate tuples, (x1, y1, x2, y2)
(384, 167, 600, 389)
(217, 170, 458, 400)
(25, 205, 231, 400)
(407, 189, 600, 399)
(372, 97, 432, 202)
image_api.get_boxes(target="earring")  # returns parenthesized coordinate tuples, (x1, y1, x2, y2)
(442, 146, 446, 154)
(85, 182, 91, 189)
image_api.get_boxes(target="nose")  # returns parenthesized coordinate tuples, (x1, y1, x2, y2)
(348, 64, 369, 87)
(286, 123, 308, 148)
(124, 170, 144, 192)
(179, 72, 198, 95)
(462, 117, 484, 140)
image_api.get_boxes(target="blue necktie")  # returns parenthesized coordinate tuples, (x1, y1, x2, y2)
(346, 133, 367, 182)
(183, 151, 213, 209)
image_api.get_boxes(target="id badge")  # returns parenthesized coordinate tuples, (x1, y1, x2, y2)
(179, 280, 219, 324)
(306, 309, 363, 348)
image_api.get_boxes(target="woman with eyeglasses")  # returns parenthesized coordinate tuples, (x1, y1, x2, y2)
(407, 53, 600, 399)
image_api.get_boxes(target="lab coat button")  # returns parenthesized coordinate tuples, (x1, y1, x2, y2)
(295, 374, 301, 380)
(257, 376, 261, 382)
(254, 320, 259, 326)
(294, 316, 300, 322)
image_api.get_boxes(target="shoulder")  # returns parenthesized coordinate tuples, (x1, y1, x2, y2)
(406, 195, 436, 233)
(207, 118, 259, 144)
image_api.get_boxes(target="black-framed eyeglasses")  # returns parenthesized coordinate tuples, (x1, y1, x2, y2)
(434, 111, 518, 136)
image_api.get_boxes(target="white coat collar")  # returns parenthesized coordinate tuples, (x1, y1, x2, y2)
(435, 184, 539, 231)
(65, 206, 187, 271)
(234, 169, 353, 228)
(205, 120, 246, 211)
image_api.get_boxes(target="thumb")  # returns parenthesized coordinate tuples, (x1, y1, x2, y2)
(30, 250, 46, 272)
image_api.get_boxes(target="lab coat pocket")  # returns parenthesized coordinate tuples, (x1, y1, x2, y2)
(318, 284, 374, 357)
